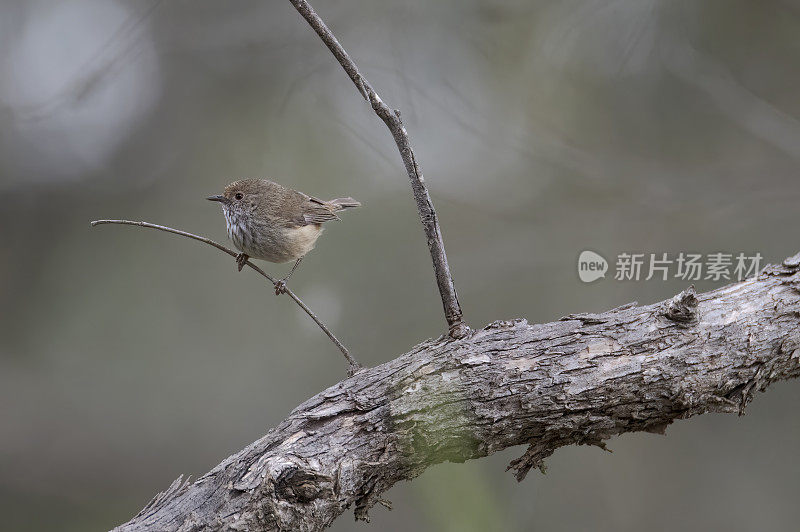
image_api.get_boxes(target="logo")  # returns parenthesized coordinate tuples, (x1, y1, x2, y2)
(575, 251, 762, 284)
(578, 250, 608, 283)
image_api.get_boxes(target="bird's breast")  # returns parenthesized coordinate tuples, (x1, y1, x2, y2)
(224, 209, 323, 263)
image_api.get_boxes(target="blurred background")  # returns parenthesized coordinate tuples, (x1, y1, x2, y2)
(1, 0, 799, 530)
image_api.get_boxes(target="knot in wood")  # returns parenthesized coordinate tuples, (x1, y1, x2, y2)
(448, 321, 470, 339)
(274, 467, 333, 504)
(663, 286, 699, 323)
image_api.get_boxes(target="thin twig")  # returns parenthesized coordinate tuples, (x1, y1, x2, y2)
(90, 219, 361, 374)
(288, 0, 468, 338)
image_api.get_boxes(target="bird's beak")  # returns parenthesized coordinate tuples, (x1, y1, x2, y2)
(206, 194, 226, 203)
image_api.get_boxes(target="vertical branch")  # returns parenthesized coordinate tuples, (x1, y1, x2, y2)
(288, 0, 468, 338)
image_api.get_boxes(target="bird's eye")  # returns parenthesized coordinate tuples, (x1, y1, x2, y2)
(235, 193, 243, 200)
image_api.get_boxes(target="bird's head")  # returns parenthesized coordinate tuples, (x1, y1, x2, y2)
(207, 179, 262, 216)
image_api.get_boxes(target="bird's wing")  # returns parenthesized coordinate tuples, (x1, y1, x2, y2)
(301, 196, 341, 224)
(278, 191, 340, 226)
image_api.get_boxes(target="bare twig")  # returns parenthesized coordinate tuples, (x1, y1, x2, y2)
(90, 219, 361, 374)
(288, 0, 468, 339)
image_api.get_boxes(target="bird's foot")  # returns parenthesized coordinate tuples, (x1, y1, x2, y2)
(236, 253, 249, 272)
(274, 279, 288, 295)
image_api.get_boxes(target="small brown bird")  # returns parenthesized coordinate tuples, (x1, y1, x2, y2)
(207, 179, 360, 294)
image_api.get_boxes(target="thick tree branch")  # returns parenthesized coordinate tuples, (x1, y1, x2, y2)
(90, 219, 361, 374)
(288, 0, 467, 338)
(114, 253, 800, 532)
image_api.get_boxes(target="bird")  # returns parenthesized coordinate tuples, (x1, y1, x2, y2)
(207, 179, 360, 294)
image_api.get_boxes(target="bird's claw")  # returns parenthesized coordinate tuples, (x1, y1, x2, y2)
(236, 253, 249, 272)
(274, 280, 287, 295)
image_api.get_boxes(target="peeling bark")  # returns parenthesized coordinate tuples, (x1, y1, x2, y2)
(114, 253, 800, 532)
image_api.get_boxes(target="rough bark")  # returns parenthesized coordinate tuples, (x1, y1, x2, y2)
(114, 253, 800, 532)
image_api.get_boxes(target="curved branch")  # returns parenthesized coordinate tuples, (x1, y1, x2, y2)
(288, 0, 467, 338)
(113, 253, 800, 531)
(90, 220, 361, 373)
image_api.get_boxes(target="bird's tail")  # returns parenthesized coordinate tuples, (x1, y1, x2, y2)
(329, 197, 361, 210)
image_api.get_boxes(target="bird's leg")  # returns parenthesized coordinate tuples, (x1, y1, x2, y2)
(274, 257, 303, 295)
(236, 253, 249, 272)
